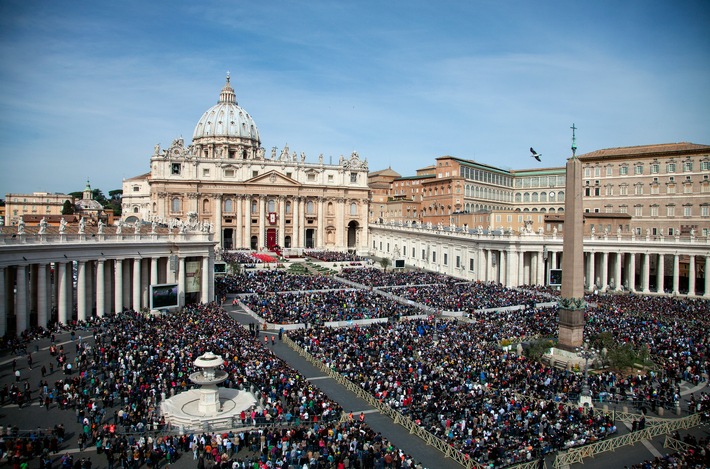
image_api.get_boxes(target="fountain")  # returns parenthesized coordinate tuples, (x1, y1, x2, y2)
(160, 351, 259, 431)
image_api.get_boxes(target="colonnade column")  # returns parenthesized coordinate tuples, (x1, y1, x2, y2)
(133, 258, 141, 310)
(536, 251, 544, 285)
(498, 250, 506, 285)
(0, 267, 6, 337)
(600, 252, 609, 292)
(96, 260, 105, 317)
(258, 195, 266, 249)
(77, 261, 87, 322)
(672, 254, 680, 295)
(201, 256, 210, 303)
(656, 254, 665, 294)
(37, 263, 48, 327)
(704, 256, 710, 298)
(506, 249, 516, 287)
(337, 198, 346, 248)
(628, 254, 636, 292)
(518, 251, 525, 286)
(688, 256, 696, 296)
(614, 253, 622, 291)
(292, 196, 300, 248)
(15, 265, 28, 333)
(642, 253, 651, 293)
(114, 260, 123, 313)
(278, 195, 286, 248)
(151, 257, 159, 285)
(586, 252, 595, 290)
(58, 262, 70, 324)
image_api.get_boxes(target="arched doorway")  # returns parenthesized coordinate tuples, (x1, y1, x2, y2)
(250, 236, 258, 250)
(347, 220, 359, 249)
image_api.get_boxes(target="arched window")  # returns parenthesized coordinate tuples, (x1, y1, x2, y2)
(285, 201, 292, 214)
(251, 199, 257, 214)
(327, 202, 334, 215)
(558, 191, 565, 202)
(523, 192, 530, 202)
(531, 192, 539, 202)
(224, 199, 233, 212)
(350, 202, 357, 216)
(540, 192, 547, 202)
(267, 199, 276, 213)
(306, 200, 315, 214)
(515, 193, 522, 203)
(202, 198, 210, 212)
(171, 197, 181, 213)
(133, 206, 139, 213)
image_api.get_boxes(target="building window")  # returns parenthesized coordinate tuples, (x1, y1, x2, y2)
(684, 206, 692, 217)
(584, 167, 591, 178)
(171, 197, 181, 213)
(224, 169, 235, 178)
(606, 166, 613, 176)
(684, 161, 693, 172)
(684, 183, 692, 194)
(702, 205, 709, 217)
(666, 163, 676, 173)
(443, 253, 448, 265)
(224, 199, 233, 212)
(252, 171, 259, 178)
(668, 227, 674, 236)
(634, 184, 643, 195)
(202, 168, 210, 177)
(634, 206, 643, 217)
(328, 175, 334, 183)
(350, 172, 357, 183)
(667, 205, 675, 217)
(667, 184, 676, 194)
(133, 186, 140, 192)
(171, 163, 181, 175)
(650, 164, 659, 174)
(619, 166, 628, 176)
(306, 201, 314, 214)
(701, 161, 710, 171)
(620, 185, 628, 196)
(651, 184, 660, 195)
(619, 205, 628, 214)
(307, 173, 316, 182)
(251, 200, 257, 214)
(469, 258, 474, 271)
(267, 199, 275, 212)
(634, 165, 643, 175)
(650, 206, 658, 217)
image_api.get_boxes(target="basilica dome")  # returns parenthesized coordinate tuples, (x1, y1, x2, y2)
(192, 74, 260, 145)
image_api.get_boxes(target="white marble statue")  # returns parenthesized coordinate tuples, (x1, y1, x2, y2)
(17, 218, 25, 235)
(38, 217, 48, 235)
(134, 222, 141, 234)
(151, 221, 157, 234)
(78, 217, 86, 234)
(59, 218, 67, 234)
(115, 220, 122, 234)
(98, 219, 104, 234)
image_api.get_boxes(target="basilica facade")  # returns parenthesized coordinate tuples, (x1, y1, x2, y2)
(122, 75, 370, 253)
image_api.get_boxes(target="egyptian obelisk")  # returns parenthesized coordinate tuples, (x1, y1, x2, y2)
(557, 124, 586, 351)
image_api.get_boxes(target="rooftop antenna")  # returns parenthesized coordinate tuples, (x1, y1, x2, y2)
(571, 123, 578, 158)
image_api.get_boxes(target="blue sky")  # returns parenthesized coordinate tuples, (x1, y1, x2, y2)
(1, 0, 708, 196)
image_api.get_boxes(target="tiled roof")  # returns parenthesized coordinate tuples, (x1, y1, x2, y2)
(578, 142, 710, 160)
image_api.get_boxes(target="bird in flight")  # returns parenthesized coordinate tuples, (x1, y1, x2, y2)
(530, 147, 542, 162)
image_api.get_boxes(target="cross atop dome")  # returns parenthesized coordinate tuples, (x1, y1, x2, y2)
(218, 73, 236, 105)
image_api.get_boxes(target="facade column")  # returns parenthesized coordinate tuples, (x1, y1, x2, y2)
(77, 261, 87, 322)
(656, 254, 665, 294)
(600, 252, 609, 292)
(292, 196, 300, 248)
(359, 200, 368, 252)
(214, 195, 223, 247)
(317, 197, 325, 248)
(628, 253, 636, 292)
(236, 195, 243, 249)
(506, 249, 516, 287)
(672, 254, 680, 295)
(114, 259, 123, 313)
(0, 267, 6, 337)
(688, 255, 696, 296)
(96, 260, 105, 317)
(704, 256, 710, 298)
(258, 195, 266, 249)
(518, 251, 525, 286)
(586, 252, 595, 290)
(201, 256, 210, 303)
(30, 265, 38, 319)
(16, 265, 28, 333)
(133, 258, 141, 310)
(57, 262, 68, 324)
(498, 250, 506, 286)
(642, 253, 651, 293)
(614, 252, 622, 291)
(278, 195, 286, 248)
(37, 263, 48, 328)
(178, 257, 186, 307)
(337, 198, 346, 248)
(66, 263, 74, 321)
(244, 197, 252, 249)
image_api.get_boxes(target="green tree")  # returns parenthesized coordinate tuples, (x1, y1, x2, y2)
(61, 200, 75, 215)
(523, 338, 554, 361)
(380, 258, 391, 271)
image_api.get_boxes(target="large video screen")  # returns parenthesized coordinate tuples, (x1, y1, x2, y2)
(549, 269, 562, 286)
(150, 283, 179, 309)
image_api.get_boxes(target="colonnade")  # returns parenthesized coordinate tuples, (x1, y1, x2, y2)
(0, 231, 217, 335)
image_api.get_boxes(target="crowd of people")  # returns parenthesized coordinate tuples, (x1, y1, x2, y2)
(216, 270, 345, 297)
(629, 432, 710, 468)
(241, 290, 422, 325)
(288, 290, 710, 467)
(304, 251, 366, 263)
(336, 268, 458, 288)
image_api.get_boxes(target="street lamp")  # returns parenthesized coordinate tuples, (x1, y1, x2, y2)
(576, 341, 597, 408)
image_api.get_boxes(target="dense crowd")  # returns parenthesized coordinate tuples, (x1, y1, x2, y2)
(305, 251, 366, 263)
(383, 282, 551, 311)
(216, 271, 345, 296)
(336, 268, 459, 288)
(288, 291, 710, 467)
(1, 303, 424, 468)
(630, 432, 710, 468)
(240, 290, 422, 325)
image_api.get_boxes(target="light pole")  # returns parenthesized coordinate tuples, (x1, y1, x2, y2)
(577, 341, 597, 408)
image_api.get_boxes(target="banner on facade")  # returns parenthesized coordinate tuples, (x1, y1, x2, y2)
(186, 261, 201, 293)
